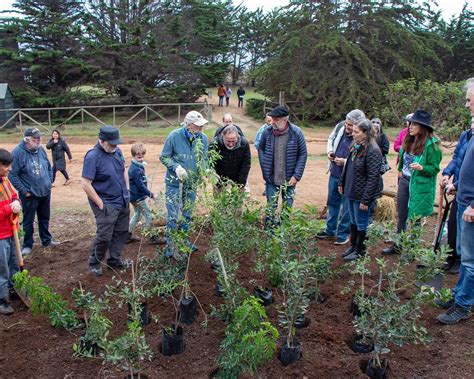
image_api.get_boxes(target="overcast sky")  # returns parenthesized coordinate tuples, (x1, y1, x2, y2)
(0, 0, 470, 20)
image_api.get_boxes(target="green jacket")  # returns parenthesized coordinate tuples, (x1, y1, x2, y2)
(398, 137, 442, 219)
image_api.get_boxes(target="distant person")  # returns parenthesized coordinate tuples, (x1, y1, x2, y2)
(394, 113, 412, 164)
(258, 105, 307, 228)
(225, 86, 232, 107)
(217, 84, 226, 107)
(46, 129, 72, 186)
(82, 125, 130, 277)
(214, 113, 244, 138)
(0, 148, 21, 315)
(9, 128, 58, 256)
(237, 86, 245, 108)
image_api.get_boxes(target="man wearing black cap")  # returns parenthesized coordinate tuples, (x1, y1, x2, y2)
(9, 127, 58, 256)
(82, 125, 130, 276)
(257, 105, 307, 227)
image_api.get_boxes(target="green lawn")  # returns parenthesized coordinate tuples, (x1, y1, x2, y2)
(207, 86, 266, 100)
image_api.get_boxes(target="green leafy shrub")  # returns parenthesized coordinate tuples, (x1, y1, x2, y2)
(245, 98, 266, 120)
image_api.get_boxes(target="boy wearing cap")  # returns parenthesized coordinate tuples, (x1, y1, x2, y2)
(9, 128, 58, 256)
(160, 111, 209, 258)
(82, 125, 130, 276)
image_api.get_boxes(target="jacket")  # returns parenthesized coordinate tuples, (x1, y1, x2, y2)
(211, 135, 251, 186)
(339, 142, 383, 205)
(258, 122, 307, 184)
(0, 177, 19, 239)
(376, 131, 390, 156)
(9, 141, 53, 197)
(128, 160, 152, 202)
(398, 137, 442, 219)
(394, 128, 408, 153)
(160, 127, 209, 188)
(326, 121, 346, 155)
(442, 128, 473, 188)
(46, 138, 72, 171)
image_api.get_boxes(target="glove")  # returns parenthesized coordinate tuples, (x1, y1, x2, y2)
(10, 200, 22, 214)
(175, 165, 188, 181)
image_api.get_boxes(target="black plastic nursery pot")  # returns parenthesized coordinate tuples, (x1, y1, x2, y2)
(351, 334, 374, 354)
(210, 260, 221, 271)
(78, 338, 99, 356)
(127, 302, 150, 326)
(215, 283, 225, 297)
(415, 264, 444, 291)
(161, 325, 185, 356)
(253, 287, 274, 306)
(179, 295, 197, 324)
(365, 357, 388, 379)
(279, 339, 302, 367)
(294, 314, 310, 329)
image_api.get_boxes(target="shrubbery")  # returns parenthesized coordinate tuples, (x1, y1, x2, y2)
(245, 98, 266, 120)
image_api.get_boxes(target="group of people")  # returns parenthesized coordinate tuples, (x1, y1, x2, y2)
(217, 84, 246, 108)
(1, 79, 473, 326)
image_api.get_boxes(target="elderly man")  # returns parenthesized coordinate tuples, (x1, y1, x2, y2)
(258, 105, 307, 228)
(9, 127, 58, 256)
(214, 113, 244, 138)
(82, 125, 130, 277)
(316, 109, 366, 247)
(437, 78, 474, 324)
(160, 110, 209, 258)
(211, 124, 251, 188)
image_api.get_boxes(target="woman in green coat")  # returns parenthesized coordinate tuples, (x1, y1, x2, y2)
(382, 109, 442, 255)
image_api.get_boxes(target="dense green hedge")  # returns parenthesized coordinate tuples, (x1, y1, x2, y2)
(245, 98, 266, 120)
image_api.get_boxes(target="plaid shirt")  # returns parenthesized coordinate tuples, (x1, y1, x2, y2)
(0, 176, 19, 239)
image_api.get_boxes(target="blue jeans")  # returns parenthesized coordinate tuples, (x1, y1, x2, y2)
(0, 237, 20, 300)
(265, 183, 295, 228)
(129, 198, 152, 232)
(452, 204, 474, 310)
(218, 96, 224, 106)
(166, 184, 196, 255)
(325, 175, 350, 239)
(19, 193, 53, 249)
(347, 199, 374, 231)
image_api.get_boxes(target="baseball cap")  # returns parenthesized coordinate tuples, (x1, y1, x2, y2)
(184, 111, 208, 127)
(24, 127, 42, 138)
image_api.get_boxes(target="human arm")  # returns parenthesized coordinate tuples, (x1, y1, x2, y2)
(416, 141, 443, 177)
(237, 141, 251, 185)
(292, 129, 308, 181)
(326, 123, 340, 156)
(63, 140, 73, 161)
(462, 206, 474, 223)
(361, 147, 382, 206)
(45, 139, 55, 150)
(81, 178, 104, 209)
(8, 151, 30, 196)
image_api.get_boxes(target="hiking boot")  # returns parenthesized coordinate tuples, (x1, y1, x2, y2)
(334, 237, 350, 245)
(449, 259, 461, 275)
(126, 233, 139, 244)
(316, 231, 334, 239)
(382, 244, 401, 255)
(108, 259, 132, 270)
(342, 224, 358, 257)
(436, 304, 471, 325)
(434, 297, 454, 309)
(89, 267, 103, 277)
(148, 236, 166, 245)
(343, 250, 361, 261)
(43, 240, 60, 248)
(0, 300, 14, 315)
(21, 247, 32, 256)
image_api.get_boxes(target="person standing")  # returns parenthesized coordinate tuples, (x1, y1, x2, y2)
(258, 105, 307, 228)
(382, 110, 442, 255)
(338, 119, 383, 261)
(237, 86, 245, 108)
(9, 128, 58, 256)
(214, 113, 244, 138)
(160, 111, 209, 258)
(225, 86, 232, 107)
(217, 84, 226, 107)
(82, 125, 130, 277)
(0, 149, 21, 315)
(46, 129, 72, 186)
(317, 109, 365, 245)
(437, 79, 474, 324)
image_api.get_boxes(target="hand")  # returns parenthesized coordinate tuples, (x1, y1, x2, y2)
(446, 183, 456, 195)
(150, 192, 155, 199)
(175, 165, 188, 181)
(334, 157, 346, 166)
(440, 175, 449, 188)
(338, 185, 343, 194)
(327, 152, 335, 161)
(409, 163, 423, 171)
(10, 200, 22, 214)
(53, 139, 58, 144)
(462, 206, 474, 223)
(98, 201, 105, 210)
(25, 192, 32, 197)
(359, 203, 369, 211)
(288, 176, 298, 186)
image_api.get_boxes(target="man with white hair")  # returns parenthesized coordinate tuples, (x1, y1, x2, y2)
(317, 109, 366, 249)
(160, 110, 209, 258)
(9, 127, 58, 256)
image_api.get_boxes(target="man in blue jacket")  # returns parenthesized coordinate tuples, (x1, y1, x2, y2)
(160, 110, 209, 258)
(9, 127, 59, 256)
(258, 105, 307, 228)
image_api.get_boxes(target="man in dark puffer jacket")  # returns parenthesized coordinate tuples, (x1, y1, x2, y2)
(211, 125, 251, 187)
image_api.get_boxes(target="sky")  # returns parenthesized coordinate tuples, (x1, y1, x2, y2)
(0, 0, 470, 20)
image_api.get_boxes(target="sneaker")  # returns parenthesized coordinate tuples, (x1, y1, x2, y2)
(89, 267, 103, 277)
(0, 301, 14, 315)
(316, 231, 334, 239)
(43, 240, 60, 248)
(21, 247, 32, 256)
(434, 297, 454, 309)
(449, 260, 461, 275)
(436, 304, 471, 325)
(382, 244, 401, 255)
(343, 251, 361, 261)
(149, 236, 166, 245)
(108, 259, 132, 270)
(334, 237, 350, 245)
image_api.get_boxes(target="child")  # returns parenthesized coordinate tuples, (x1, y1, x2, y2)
(46, 129, 73, 186)
(0, 148, 21, 315)
(128, 143, 164, 244)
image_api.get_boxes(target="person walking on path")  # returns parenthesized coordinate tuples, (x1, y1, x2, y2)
(338, 119, 383, 261)
(436, 79, 474, 325)
(258, 105, 307, 228)
(237, 86, 245, 108)
(46, 129, 72, 186)
(160, 111, 209, 258)
(82, 125, 130, 277)
(225, 86, 232, 107)
(317, 109, 365, 245)
(0, 149, 21, 315)
(9, 127, 58, 256)
(382, 110, 442, 255)
(217, 84, 226, 107)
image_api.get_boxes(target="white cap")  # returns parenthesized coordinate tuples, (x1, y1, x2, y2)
(184, 111, 208, 127)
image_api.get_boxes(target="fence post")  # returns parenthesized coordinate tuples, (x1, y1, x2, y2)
(113, 106, 116, 126)
(19, 111, 22, 129)
(178, 104, 181, 123)
(145, 106, 148, 124)
(48, 109, 51, 128)
(81, 108, 84, 128)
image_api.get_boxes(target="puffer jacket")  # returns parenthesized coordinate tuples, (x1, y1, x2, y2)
(339, 142, 383, 205)
(46, 138, 72, 171)
(442, 128, 472, 188)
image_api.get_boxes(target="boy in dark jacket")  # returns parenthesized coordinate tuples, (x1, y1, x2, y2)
(46, 129, 72, 186)
(128, 143, 163, 244)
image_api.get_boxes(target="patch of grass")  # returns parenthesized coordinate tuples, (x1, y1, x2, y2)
(206, 86, 265, 101)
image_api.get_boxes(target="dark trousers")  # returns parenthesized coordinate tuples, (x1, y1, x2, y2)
(52, 165, 69, 182)
(447, 199, 458, 257)
(225, 97, 230, 106)
(238, 97, 244, 107)
(88, 202, 130, 268)
(396, 176, 410, 234)
(20, 193, 52, 249)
